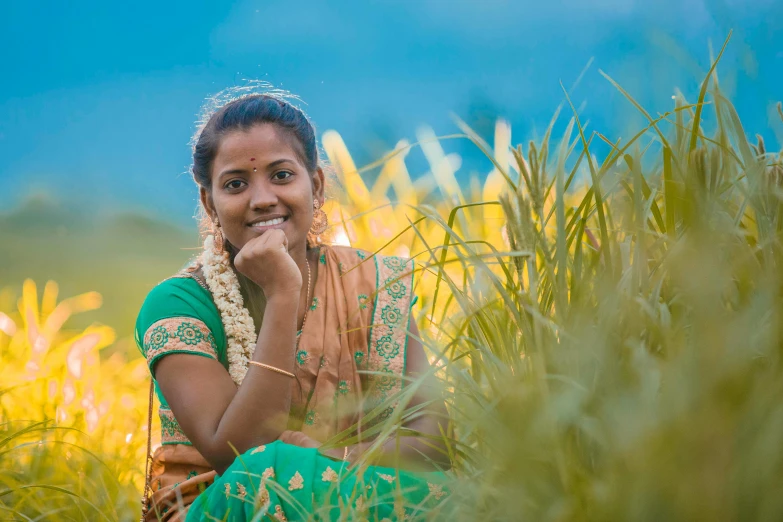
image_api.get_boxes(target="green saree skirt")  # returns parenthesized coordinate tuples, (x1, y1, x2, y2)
(185, 441, 450, 521)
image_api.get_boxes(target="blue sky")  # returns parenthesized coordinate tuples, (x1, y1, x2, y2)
(1, 0, 781, 225)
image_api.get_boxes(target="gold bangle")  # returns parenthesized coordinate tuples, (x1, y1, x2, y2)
(247, 361, 295, 379)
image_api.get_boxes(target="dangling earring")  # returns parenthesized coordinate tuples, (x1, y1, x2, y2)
(310, 199, 328, 236)
(212, 219, 225, 252)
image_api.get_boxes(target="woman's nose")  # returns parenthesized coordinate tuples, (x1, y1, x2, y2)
(248, 180, 278, 209)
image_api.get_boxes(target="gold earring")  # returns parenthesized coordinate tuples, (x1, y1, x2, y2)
(310, 200, 328, 236)
(212, 220, 225, 252)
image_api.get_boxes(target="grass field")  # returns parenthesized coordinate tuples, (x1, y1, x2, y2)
(2, 46, 783, 520)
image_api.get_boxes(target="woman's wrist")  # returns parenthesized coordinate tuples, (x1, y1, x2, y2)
(264, 291, 301, 306)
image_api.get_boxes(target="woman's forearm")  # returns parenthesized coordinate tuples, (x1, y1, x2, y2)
(346, 417, 451, 470)
(209, 293, 299, 469)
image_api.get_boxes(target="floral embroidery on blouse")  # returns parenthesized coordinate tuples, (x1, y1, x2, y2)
(176, 322, 205, 345)
(262, 467, 275, 480)
(428, 482, 446, 500)
(394, 498, 410, 520)
(354, 350, 365, 366)
(321, 466, 338, 482)
(236, 483, 247, 499)
(146, 318, 219, 445)
(356, 250, 367, 260)
(288, 471, 304, 491)
(274, 505, 288, 521)
(310, 297, 319, 311)
(304, 409, 318, 426)
(159, 408, 190, 445)
(358, 293, 369, 310)
(224, 483, 231, 499)
(377, 473, 395, 483)
(251, 445, 266, 454)
(256, 484, 270, 508)
(143, 317, 217, 369)
(147, 325, 169, 352)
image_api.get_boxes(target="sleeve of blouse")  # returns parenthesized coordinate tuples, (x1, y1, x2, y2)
(134, 277, 222, 376)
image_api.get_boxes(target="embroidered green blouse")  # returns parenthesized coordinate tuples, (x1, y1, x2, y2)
(135, 247, 417, 446)
(135, 275, 227, 408)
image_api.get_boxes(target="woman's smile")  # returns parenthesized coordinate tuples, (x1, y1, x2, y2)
(248, 215, 289, 233)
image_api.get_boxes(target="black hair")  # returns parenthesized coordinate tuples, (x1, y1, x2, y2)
(191, 93, 318, 190)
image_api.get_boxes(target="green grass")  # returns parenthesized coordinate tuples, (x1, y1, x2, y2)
(0, 421, 138, 521)
(2, 43, 783, 520)
(419, 50, 783, 520)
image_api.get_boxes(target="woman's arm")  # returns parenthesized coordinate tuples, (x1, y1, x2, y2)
(155, 292, 299, 474)
(155, 230, 304, 475)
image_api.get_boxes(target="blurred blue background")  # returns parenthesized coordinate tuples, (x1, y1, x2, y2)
(1, 0, 781, 224)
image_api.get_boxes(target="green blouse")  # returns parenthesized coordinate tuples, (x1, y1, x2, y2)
(135, 274, 227, 411)
(135, 247, 418, 446)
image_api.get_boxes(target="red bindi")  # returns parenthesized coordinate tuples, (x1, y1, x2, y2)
(250, 157, 256, 161)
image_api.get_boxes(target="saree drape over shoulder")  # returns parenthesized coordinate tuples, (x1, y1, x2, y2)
(134, 246, 446, 521)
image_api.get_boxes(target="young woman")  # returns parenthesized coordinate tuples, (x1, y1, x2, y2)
(135, 93, 450, 521)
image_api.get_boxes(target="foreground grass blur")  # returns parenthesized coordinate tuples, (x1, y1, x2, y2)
(3, 48, 783, 519)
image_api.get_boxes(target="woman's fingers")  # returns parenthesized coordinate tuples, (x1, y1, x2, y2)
(277, 430, 319, 448)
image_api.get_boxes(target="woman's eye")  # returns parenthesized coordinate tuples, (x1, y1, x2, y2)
(224, 180, 245, 191)
(272, 171, 293, 181)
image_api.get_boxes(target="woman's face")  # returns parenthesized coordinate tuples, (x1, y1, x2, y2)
(201, 123, 324, 253)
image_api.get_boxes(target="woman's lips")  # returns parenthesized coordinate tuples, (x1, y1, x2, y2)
(248, 216, 288, 232)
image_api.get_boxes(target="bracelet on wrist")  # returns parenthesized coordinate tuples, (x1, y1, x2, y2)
(247, 360, 295, 378)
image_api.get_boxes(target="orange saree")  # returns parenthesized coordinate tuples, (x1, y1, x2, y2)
(136, 245, 417, 520)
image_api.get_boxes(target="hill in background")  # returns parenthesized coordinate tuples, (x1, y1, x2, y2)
(0, 194, 199, 345)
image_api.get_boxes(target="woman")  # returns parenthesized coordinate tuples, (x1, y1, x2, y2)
(135, 93, 451, 521)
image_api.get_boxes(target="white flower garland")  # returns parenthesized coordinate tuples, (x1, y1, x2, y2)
(200, 235, 257, 385)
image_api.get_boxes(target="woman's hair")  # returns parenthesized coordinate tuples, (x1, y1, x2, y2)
(191, 90, 319, 190)
(191, 84, 334, 246)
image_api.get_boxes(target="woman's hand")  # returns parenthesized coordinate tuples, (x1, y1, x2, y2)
(234, 229, 302, 297)
(278, 430, 320, 449)
(278, 431, 346, 460)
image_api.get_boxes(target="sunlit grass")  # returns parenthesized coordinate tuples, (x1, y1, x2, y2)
(0, 281, 145, 520)
(2, 38, 783, 519)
